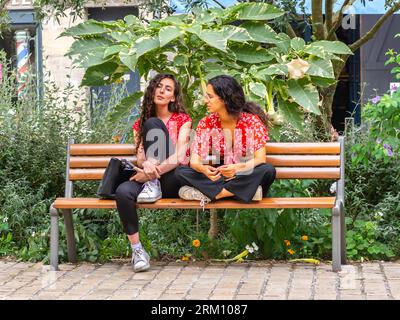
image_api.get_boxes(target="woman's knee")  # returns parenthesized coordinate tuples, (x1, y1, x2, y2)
(256, 163, 276, 178)
(115, 181, 140, 202)
(174, 165, 189, 182)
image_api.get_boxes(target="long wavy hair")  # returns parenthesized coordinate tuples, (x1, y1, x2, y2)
(135, 73, 187, 154)
(208, 75, 270, 129)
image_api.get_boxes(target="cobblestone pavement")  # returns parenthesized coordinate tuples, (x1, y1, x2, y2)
(1, 258, 400, 300)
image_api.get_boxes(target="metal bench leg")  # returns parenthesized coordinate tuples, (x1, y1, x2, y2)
(340, 204, 347, 265)
(332, 204, 342, 272)
(62, 209, 77, 263)
(50, 203, 59, 271)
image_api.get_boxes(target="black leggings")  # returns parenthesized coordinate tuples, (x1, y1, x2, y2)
(115, 117, 182, 235)
(175, 164, 276, 203)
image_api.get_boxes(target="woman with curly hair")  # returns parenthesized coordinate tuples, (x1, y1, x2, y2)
(115, 73, 192, 272)
(175, 75, 276, 206)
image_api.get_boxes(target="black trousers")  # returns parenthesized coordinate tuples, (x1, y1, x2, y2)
(175, 163, 276, 203)
(115, 117, 181, 235)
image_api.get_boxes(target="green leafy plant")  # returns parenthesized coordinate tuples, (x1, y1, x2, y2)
(62, 2, 350, 133)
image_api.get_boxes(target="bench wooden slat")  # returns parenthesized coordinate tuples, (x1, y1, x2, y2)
(265, 143, 340, 154)
(70, 144, 135, 156)
(54, 197, 336, 209)
(69, 155, 340, 169)
(265, 155, 340, 167)
(70, 156, 137, 168)
(69, 143, 340, 156)
(69, 167, 340, 180)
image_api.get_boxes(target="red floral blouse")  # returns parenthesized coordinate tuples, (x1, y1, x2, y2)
(191, 112, 269, 164)
(133, 112, 192, 164)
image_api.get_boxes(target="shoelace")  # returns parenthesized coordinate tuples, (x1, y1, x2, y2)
(141, 181, 156, 195)
(133, 248, 145, 262)
(199, 195, 210, 211)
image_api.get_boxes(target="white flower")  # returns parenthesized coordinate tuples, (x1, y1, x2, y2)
(103, 76, 109, 81)
(31, 231, 36, 237)
(251, 242, 259, 251)
(330, 183, 337, 194)
(286, 58, 310, 80)
(377, 211, 384, 217)
(3, 216, 8, 222)
(245, 245, 254, 253)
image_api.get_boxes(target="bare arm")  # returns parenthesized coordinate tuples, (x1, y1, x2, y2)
(156, 121, 192, 175)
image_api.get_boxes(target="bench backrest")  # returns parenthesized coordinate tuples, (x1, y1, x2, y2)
(65, 137, 344, 197)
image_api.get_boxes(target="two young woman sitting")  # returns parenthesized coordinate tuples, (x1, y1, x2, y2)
(115, 73, 276, 272)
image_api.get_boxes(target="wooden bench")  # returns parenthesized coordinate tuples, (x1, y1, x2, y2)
(50, 137, 346, 272)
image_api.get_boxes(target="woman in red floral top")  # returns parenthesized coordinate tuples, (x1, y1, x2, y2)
(175, 75, 275, 205)
(115, 73, 192, 272)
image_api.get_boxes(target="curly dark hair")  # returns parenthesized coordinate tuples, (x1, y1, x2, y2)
(208, 75, 270, 129)
(135, 73, 187, 154)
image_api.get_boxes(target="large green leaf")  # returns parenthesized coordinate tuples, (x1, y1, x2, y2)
(222, 25, 252, 43)
(310, 76, 337, 88)
(61, 20, 109, 37)
(81, 61, 120, 87)
(277, 98, 304, 132)
(235, 3, 285, 20)
(287, 79, 321, 115)
(159, 26, 183, 47)
(67, 38, 113, 68)
(291, 37, 306, 51)
(119, 49, 138, 72)
(249, 82, 267, 98)
(110, 31, 136, 43)
(133, 36, 160, 58)
(256, 64, 288, 79)
(198, 30, 228, 52)
(309, 40, 353, 55)
(274, 33, 291, 54)
(124, 15, 141, 26)
(229, 43, 274, 63)
(104, 45, 126, 58)
(240, 21, 279, 44)
(109, 91, 144, 122)
(306, 57, 335, 79)
(303, 44, 327, 59)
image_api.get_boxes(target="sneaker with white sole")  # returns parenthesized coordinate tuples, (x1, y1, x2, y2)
(252, 186, 263, 201)
(132, 247, 150, 272)
(179, 186, 211, 209)
(137, 179, 162, 203)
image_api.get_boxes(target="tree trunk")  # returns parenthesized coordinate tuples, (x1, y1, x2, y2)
(316, 55, 349, 138)
(208, 209, 218, 239)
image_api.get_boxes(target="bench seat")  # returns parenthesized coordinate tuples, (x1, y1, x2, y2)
(54, 197, 336, 209)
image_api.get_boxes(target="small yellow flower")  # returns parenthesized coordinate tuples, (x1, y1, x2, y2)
(301, 235, 308, 241)
(284, 240, 291, 246)
(192, 239, 201, 248)
(287, 249, 295, 255)
(181, 256, 189, 261)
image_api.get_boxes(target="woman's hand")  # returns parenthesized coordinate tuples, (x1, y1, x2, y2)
(142, 160, 161, 180)
(130, 168, 151, 183)
(218, 164, 238, 179)
(200, 165, 221, 182)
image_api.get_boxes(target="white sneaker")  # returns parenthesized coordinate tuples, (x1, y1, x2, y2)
(137, 179, 162, 203)
(132, 247, 150, 272)
(179, 186, 211, 209)
(252, 186, 263, 201)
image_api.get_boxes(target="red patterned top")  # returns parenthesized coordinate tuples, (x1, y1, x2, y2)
(191, 112, 269, 164)
(133, 112, 192, 164)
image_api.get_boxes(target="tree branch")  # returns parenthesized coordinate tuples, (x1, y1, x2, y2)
(350, 2, 400, 52)
(325, 0, 333, 31)
(286, 23, 297, 39)
(0, 0, 9, 11)
(312, 0, 325, 40)
(210, 0, 226, 9)
(327, 0, 355, 40)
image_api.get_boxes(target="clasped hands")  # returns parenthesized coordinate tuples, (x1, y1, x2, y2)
(130, 160, 161, 183)
(200, 164, 238, 182)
